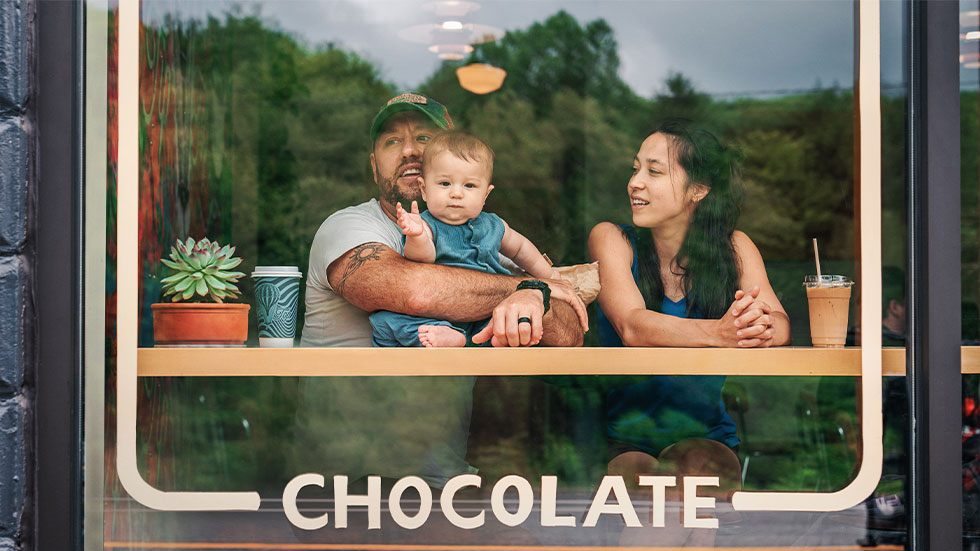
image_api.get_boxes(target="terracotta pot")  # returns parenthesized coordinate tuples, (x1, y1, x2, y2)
(151, 303, 250, 346)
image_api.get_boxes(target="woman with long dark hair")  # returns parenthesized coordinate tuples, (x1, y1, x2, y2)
(588, 119, 790, 544)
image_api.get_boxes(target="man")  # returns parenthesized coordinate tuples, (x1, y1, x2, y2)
(290, 94, 586, 491)
(302, 92, 587, 349)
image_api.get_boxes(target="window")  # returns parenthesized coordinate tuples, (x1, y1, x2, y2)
(82, 1, 943, 548)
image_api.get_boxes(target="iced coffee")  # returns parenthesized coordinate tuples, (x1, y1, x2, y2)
(804, 275, 853, 348)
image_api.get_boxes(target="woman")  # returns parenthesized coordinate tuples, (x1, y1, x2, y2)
(588, 119, 790, 543)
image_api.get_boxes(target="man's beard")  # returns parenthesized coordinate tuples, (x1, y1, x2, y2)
(377, 162, 421, 206)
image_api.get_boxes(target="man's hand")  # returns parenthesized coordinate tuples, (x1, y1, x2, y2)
(470, 279, 589, 347)
(397, 201, 425, 237)
(471, 289, 545, 347)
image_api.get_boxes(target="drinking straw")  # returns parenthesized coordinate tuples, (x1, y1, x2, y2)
(812, 238, 822, 280)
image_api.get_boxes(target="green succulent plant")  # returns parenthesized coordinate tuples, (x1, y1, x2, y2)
(160, 237, 245, 303)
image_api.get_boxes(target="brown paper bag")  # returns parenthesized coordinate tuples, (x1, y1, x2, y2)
(555, 261, 600, 305)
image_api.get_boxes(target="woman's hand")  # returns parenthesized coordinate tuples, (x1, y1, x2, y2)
(733, 287, 777, 347)
(717, 286, 776, 347)
(543, 277, 589, 332)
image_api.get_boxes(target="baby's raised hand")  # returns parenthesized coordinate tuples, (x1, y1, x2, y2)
(397, 201, 425, 237)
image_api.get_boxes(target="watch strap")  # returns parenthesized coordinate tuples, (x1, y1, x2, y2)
(516, 279, 551, 315)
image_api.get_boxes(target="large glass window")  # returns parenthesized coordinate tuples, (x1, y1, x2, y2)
(86, 1, 921, 548)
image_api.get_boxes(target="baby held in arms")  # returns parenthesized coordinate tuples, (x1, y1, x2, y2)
(369, 130, 561, 348)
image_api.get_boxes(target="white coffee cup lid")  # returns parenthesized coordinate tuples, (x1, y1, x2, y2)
(803, 274, 853, 288)
(251, 265, 302, 278)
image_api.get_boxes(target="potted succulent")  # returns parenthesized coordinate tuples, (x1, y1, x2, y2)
(150, 237, 250, 346)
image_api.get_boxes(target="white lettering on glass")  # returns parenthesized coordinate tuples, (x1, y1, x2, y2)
(279, 474, 719, 531)
(638, 475, 676, 527)
(440, 474, 484, 529)
(583, 476, 641, 528)
(540, 475, 576, 527)
(282, 473, 330, 530)
(490, 475, 534, 527)
(683, 476, 720, 529)
(334, 475, 382, 529)
(388, 476, 432, 530)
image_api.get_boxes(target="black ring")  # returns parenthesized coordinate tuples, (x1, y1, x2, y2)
(517, 317, 532, 325)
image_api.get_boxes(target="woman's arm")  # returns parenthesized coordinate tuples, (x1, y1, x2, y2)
(730, 230, 792, 346)
(590, 222, 740, 347)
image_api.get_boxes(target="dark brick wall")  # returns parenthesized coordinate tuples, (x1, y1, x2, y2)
(0, 0, 31, 549)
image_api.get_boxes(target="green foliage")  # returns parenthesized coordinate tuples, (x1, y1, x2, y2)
(160, 237, 245, 302)
(653, 73, 717, 124)
(137, 9, 975, 497)
(472, 11, 637, 115)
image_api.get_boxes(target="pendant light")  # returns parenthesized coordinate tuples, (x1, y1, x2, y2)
(456, 62, 506, 94)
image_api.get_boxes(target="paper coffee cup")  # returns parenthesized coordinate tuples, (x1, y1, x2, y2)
(251, 266, 303, 347)
(803, 275, 853, 348)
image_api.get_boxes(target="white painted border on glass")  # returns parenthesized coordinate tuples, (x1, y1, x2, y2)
(732, 0, 883, 511)
(115, 0, 883, 514)
(115, 0, 260, 511)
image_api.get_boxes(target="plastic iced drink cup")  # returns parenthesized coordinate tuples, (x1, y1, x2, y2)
(251, 266, 303, 347)
(804, 275, 853, 348)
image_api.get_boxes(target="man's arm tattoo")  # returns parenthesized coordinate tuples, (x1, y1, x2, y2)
(336, 243, 384, 297)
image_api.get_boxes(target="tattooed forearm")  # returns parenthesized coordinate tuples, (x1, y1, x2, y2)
(336, 243, 384, 297)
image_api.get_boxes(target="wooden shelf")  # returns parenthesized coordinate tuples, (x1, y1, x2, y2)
(130, 346, 980, 377)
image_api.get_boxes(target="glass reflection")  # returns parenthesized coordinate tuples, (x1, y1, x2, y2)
(92, 0, 930, 548)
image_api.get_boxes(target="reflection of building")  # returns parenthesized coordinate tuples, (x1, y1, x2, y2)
(0, 1, 976, 550)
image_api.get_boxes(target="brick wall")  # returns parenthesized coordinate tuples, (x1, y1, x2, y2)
(0, 0, 32, 549)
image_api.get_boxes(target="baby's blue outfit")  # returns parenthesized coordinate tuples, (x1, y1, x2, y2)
(596, 226, 739, 455)
(370, 210, 509, 347)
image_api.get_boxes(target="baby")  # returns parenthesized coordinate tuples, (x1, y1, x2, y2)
(369, 130, 561, 347)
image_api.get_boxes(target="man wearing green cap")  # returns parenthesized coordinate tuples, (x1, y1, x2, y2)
(302, 92, 586, 349)
(292, 94, 585, 494)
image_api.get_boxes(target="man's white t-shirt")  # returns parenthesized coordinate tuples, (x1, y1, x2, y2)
(301, 199, 403, 347)
(294, 198, 478, 487)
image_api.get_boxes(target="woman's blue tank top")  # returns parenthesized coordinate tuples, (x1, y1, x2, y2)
(596, 226, 739, 454)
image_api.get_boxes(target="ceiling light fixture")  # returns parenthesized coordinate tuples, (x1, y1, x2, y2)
(397, 22, 502, 45)
(429, 44, 474, 60)
(423, 1, 481, 18)
(456, 62, 507, 94)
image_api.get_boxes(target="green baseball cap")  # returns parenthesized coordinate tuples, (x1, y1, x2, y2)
(369, 93, 454, 143)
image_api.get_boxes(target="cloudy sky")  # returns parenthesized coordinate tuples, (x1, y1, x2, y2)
(142, 0, 960, 98)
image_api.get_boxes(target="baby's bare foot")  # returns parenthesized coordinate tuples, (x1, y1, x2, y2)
(418, 325, 466, 348)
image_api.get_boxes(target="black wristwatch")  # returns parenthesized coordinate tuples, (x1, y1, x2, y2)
(516, 279, 551, 315)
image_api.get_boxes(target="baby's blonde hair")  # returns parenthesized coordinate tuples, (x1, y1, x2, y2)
(423, 130, 494, 175)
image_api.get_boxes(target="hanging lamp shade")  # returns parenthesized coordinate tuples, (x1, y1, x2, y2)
(429, 44, 474, 60)
(456, 63, 507, 94)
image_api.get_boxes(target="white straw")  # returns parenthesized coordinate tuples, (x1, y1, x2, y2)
(812, 238, 822, 280)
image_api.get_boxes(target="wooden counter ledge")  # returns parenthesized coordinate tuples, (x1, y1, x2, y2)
(134, 346, 980, 377)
